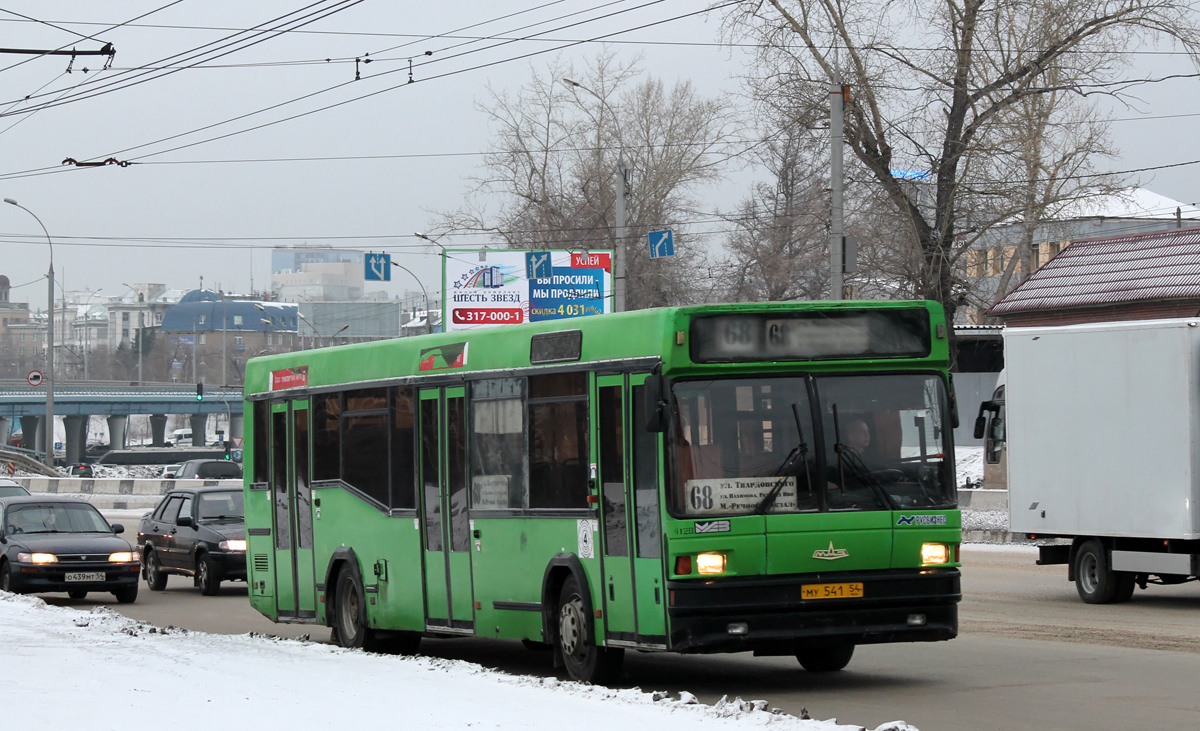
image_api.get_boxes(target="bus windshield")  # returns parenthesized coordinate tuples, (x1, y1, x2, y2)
(671, 373, 955, 516)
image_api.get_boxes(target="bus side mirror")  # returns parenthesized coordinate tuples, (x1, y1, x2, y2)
(644, 372, 669, 433)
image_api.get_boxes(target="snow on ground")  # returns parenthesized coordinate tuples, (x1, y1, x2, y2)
(955, 446, 984, 489)
(0, 592, 915, 731)
(961, 509, 1008, 532)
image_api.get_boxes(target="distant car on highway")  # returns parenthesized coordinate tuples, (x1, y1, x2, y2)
(159, 464, 181, 479)
(0, 495, 140, 603)
(67, 464, 95, 478)
(138, 486, 246, 595)
(173, 460, 242, 480)
(0, 479, 30, 498)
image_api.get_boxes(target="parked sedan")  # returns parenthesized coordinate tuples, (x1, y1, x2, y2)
(173, 460, 242, 480)
(0, 496, 140, 603)
(137, 486, 246, 595)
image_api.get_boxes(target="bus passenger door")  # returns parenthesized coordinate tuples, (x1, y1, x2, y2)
(445, 387, 474, 628)
(597, 375, 636, 642)
(419, 388, 475, 632)
(269, 398, 317, 620)
(629, 374, 666, 645)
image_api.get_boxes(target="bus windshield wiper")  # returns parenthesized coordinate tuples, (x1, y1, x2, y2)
(755, 402, 811, 515)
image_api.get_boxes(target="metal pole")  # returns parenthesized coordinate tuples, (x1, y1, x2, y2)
(192, 322, 197, 383)
(137, 310, 144, 384)
(830, 73, 845, 301)
(46, 260, 54, 466)
(614, 155, 628, 313)
(4, 199, 55, 467)
(221, 300, 227, 385)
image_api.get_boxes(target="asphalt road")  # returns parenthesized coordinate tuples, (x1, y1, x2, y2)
(32, 546, 1200, 731)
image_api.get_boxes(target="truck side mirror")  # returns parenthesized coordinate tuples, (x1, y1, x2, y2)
(974, 400, 997, 439)
(643, 368, 669, 433)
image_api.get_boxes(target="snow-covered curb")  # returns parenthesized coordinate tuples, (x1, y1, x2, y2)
(0, 592, 915, 731)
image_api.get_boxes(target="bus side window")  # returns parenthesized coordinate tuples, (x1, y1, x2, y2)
(470, 378, 526, 510)
(528, 372, 589, 510)
(390, 387, 417, 510)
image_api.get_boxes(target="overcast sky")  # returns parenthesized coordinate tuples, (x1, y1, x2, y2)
(1, 1, 1198, 310)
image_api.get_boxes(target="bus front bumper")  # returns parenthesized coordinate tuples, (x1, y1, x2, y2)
(666, 567, 960, 654)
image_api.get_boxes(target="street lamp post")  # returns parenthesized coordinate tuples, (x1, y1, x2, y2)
(81, 288, 103, 380)
(5, 198, 55, 467)
(121, 283, 145, 384)
(561, 77, 628, 313)
(414, 232, 448, 333)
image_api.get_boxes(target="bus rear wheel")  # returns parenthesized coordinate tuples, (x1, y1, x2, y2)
(333, 563, 381, 651)
(796, 643, 855, 672)
(556, 575, 623, 684)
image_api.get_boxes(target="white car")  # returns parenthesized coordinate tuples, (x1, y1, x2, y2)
(160, 464, 182, 479)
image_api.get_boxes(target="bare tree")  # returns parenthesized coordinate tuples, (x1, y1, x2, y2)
(725, 0, 1198, 323)
(718, 105, 832, 302)
(439, 51, 736, 309)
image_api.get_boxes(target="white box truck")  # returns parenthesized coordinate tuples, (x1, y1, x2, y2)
(977, 318, 1200, 604)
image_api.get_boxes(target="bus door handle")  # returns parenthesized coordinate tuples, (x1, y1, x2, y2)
(608, 582, 615, 601)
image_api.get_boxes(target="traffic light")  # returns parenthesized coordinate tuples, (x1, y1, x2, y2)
(195, 383, 204, 401)
(223, 440, 231, 460)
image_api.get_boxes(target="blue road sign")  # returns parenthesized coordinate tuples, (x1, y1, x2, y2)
(365, 253, 392, 281)
(526, 251, 552, 279)
(649, 229, 674, 259)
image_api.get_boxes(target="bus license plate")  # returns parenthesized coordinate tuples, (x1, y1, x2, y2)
(801, 582, 863, 600)
(65, 572, 105, 583)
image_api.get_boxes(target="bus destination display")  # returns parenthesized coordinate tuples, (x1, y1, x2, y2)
(690, 310, 931, 362)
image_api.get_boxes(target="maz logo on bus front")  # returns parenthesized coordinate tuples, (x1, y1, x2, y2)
(693, 520, 731, 534)
(813, 541, 850, 560)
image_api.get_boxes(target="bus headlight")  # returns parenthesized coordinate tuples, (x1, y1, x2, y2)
(696, 552, 727, 574)
(921, 543, 950, 565)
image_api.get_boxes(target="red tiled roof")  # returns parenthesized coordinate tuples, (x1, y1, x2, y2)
(987, 226, 1200, 315)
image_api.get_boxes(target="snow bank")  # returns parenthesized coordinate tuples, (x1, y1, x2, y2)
(0, 592, 915, 731)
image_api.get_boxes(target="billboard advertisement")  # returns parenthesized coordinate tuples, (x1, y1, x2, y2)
(442, 249, 612, 332)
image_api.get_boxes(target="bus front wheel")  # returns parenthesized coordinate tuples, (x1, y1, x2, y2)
(796, 643, 854, 672)
(557, 575, 623, 684)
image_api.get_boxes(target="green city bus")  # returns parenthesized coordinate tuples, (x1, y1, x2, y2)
(243, 301, 961, 683)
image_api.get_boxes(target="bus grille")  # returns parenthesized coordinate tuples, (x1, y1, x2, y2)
(253, 554, 269, 572)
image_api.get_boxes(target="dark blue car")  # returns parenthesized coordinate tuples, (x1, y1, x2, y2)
(0, 496, 140, 603)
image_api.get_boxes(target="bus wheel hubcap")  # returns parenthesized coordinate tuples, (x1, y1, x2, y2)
(342, 588, 358, 638)
(559, 599, 584, 658)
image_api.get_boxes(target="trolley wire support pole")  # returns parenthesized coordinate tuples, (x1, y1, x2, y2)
(829, 74, 846, 302)
(614, 157, 629, 313)
(4, 199, 55, 467)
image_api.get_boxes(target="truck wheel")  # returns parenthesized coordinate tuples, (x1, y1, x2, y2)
(796, 643, 855, 672)
(557, 575, 623, 684)
(1112, 573, 1136, 603)
(1074, 540, 1118, 604)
